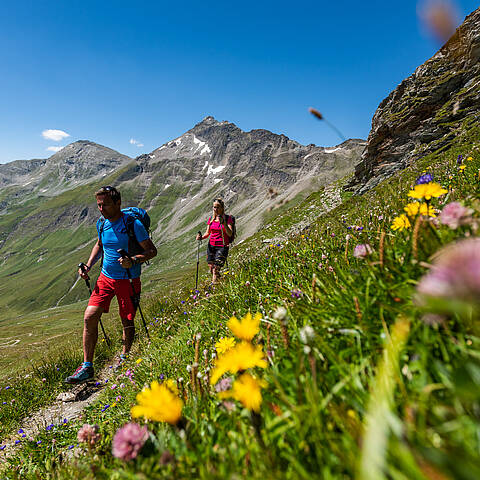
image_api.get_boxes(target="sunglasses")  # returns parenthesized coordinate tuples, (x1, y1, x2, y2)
(100, 186, 117, 193)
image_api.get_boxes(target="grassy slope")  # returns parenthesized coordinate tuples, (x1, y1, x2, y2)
(1, 122, 479, 478)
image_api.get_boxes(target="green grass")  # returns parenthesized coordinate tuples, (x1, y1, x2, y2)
(1, 131, 480, 478)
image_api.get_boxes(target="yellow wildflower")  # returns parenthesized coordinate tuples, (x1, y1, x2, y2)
(403, 202, 436, 217)
(135, 358, 143, 364)
(459, 164, 466, 171)
(131, 380, 183, 424)
(227, 312, 262, 341)
(407, 182, 448, 201)
(219, 373, 267, 412)
(210, 341, 267, 384)
(215, 337, 236, 355)
(165, 379, 179, 395)
(467, 156, 473, 161)
(391, 214, 411, 231)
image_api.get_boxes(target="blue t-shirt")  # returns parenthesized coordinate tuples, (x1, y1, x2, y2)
(97, 214, 149, 279)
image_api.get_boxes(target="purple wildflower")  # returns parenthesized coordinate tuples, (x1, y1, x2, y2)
(291, 289, 303, 299)
(457, 154, 463, 164)
(46, 424, 54, 431)
(417, 238, 480, 303)
(353, 244, 373, 259)
(68, 445, 74, 450)
(215, 377, 233, 393)
(77, 424, 101, 446)
(101, 404, 110, 412)
(0, 445, 5, 450)
(439, 202, 473, 229)
(415, 173, 434, 184)
(112, 423, 149, 461)
(15, 440, 20, 445)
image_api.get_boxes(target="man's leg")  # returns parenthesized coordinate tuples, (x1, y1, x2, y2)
(116, 277, 141, 356)
(65, 304, 103, 384)
(121, 317, 135, 355)
(83, 305, 104, 363)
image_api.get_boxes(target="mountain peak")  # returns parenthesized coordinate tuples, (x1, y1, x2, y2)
(199, 115, 219, 125)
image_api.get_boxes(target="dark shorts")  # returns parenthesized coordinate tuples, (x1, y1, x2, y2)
(88, 273, 141, 321)
(207, 243, 229, 267)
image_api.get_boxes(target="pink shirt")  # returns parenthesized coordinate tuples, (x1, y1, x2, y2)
(208, 216, 233, 246)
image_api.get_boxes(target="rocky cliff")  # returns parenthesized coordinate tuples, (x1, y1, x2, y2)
(350, 7, 480, 193)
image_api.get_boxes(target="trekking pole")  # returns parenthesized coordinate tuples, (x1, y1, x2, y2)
(116, 249, 150, 341)
(78, 262, 111, 347)
(195, 231, 202, 290)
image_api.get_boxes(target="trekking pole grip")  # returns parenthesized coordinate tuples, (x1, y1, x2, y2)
(78, 262, 90, 278)
(117, 248, 131, 259)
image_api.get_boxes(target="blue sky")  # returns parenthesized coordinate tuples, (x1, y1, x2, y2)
(0, 0, 478, 163)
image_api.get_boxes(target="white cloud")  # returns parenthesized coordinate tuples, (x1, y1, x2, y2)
(130, 138, 144, 147)
(42, 129, 70, 141)
(46, 146, 64, 152)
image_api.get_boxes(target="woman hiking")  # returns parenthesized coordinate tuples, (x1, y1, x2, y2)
(196, 198, 233, 284)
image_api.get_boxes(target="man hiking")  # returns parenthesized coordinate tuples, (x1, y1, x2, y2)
(65, 186, 157, 384)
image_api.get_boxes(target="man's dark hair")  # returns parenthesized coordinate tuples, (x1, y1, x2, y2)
(95, 186, 121, 203)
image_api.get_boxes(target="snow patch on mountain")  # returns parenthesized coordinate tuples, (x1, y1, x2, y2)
(324, 147, 341, 154)
(207, 164, 225, 176)
(192, 135, 211, 155)
(200, 144, 211, 155)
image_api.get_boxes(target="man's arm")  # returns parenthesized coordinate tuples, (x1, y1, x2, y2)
(119, 238, 157, 268)
(79, 239, 103, 278)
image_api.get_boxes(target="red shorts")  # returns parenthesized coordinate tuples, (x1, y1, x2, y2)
(88, 273, 141, 321)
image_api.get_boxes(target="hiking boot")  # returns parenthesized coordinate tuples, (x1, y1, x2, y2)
(65, 365, 94, 384)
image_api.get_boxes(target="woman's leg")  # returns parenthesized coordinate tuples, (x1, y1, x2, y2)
(213, 264, 220, 282)
(208, 262, 216, 283)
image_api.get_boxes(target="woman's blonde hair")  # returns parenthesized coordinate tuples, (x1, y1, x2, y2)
(213, 198, 225, 210)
